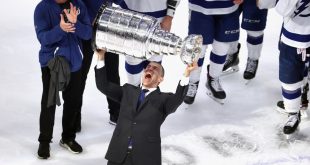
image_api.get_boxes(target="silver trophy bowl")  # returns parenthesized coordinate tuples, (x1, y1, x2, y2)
(92, 5, 203, 64)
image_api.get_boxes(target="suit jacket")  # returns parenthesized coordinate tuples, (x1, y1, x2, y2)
(95, 66, 188, 165)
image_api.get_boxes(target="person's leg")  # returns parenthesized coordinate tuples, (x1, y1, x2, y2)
(223, 5, 243, 73)
(243, 30, 264, 80)
(276, 59, 309, 114)
(184, 10, 213, 104)
(105, 52, 121, 124)
(246, 30, 264, 60)
(206, 11, 240, 100)
(213, 10, 240, 75)
(75, 39, 94, 132)
(279, 43, 305, 136)
(241, 1, 268, 80)
(38, 67, 56, 159)
(209, 40, 231, 79)
(61, 69, 83, 153)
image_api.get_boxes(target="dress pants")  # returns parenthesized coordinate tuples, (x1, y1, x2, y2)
(38, 67, 81, 143)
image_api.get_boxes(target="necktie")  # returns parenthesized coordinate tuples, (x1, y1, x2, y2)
(129, 89, 149, 150)
(137, 89, 149, 109)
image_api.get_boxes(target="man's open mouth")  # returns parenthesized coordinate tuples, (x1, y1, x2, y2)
(145, 73, 152, 79)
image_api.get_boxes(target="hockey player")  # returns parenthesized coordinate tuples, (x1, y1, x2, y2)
(223, 0, 268, 83)
(119, 0, 181, 86)
(184, 0, 243, 104)
(258, 0, 310, 138)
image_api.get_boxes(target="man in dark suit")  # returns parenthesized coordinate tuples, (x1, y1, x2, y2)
(94, 50, 197, 165)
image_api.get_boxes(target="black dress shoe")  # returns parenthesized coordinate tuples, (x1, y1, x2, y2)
(37, 143, 50, 159)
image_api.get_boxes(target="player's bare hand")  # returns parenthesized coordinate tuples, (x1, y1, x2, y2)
(160, 16, 173, 32)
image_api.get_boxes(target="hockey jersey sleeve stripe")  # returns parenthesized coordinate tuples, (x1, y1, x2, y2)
(282, 27, 310, 43)
(189, 0, 235, 9)
(119, 1, 167, 18)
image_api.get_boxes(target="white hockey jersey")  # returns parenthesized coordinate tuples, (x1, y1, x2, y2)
(119, 0, 180, 18)
(189, 0, 239, 15)
(258, 0, 310, 48)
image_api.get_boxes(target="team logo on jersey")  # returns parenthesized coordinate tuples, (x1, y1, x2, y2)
(225, 29, 239, 35)
(243, 18, 261, 24)
(294, 0, 310, 17)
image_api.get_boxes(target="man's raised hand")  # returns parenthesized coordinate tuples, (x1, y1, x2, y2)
(184, 61, 198, 77)
(95, 49, 107, 61)
(64, 3, 78, 24)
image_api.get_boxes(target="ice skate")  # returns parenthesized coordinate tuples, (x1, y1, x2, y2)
(184, 81, 199, 105)
(283, 113, 301, 140)
(222, 43, 240, 76)
(285, 128, 300, 141)
(206, 89, 225, 105)
(244, 58, 259, 85)
(206, 65, 226, 105)
(222, 65, 239, 77)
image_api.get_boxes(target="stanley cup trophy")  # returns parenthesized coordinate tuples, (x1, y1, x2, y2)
(92, 4, 203, 64)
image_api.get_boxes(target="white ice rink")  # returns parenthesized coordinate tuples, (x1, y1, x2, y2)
(0, 0, 310, 165)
